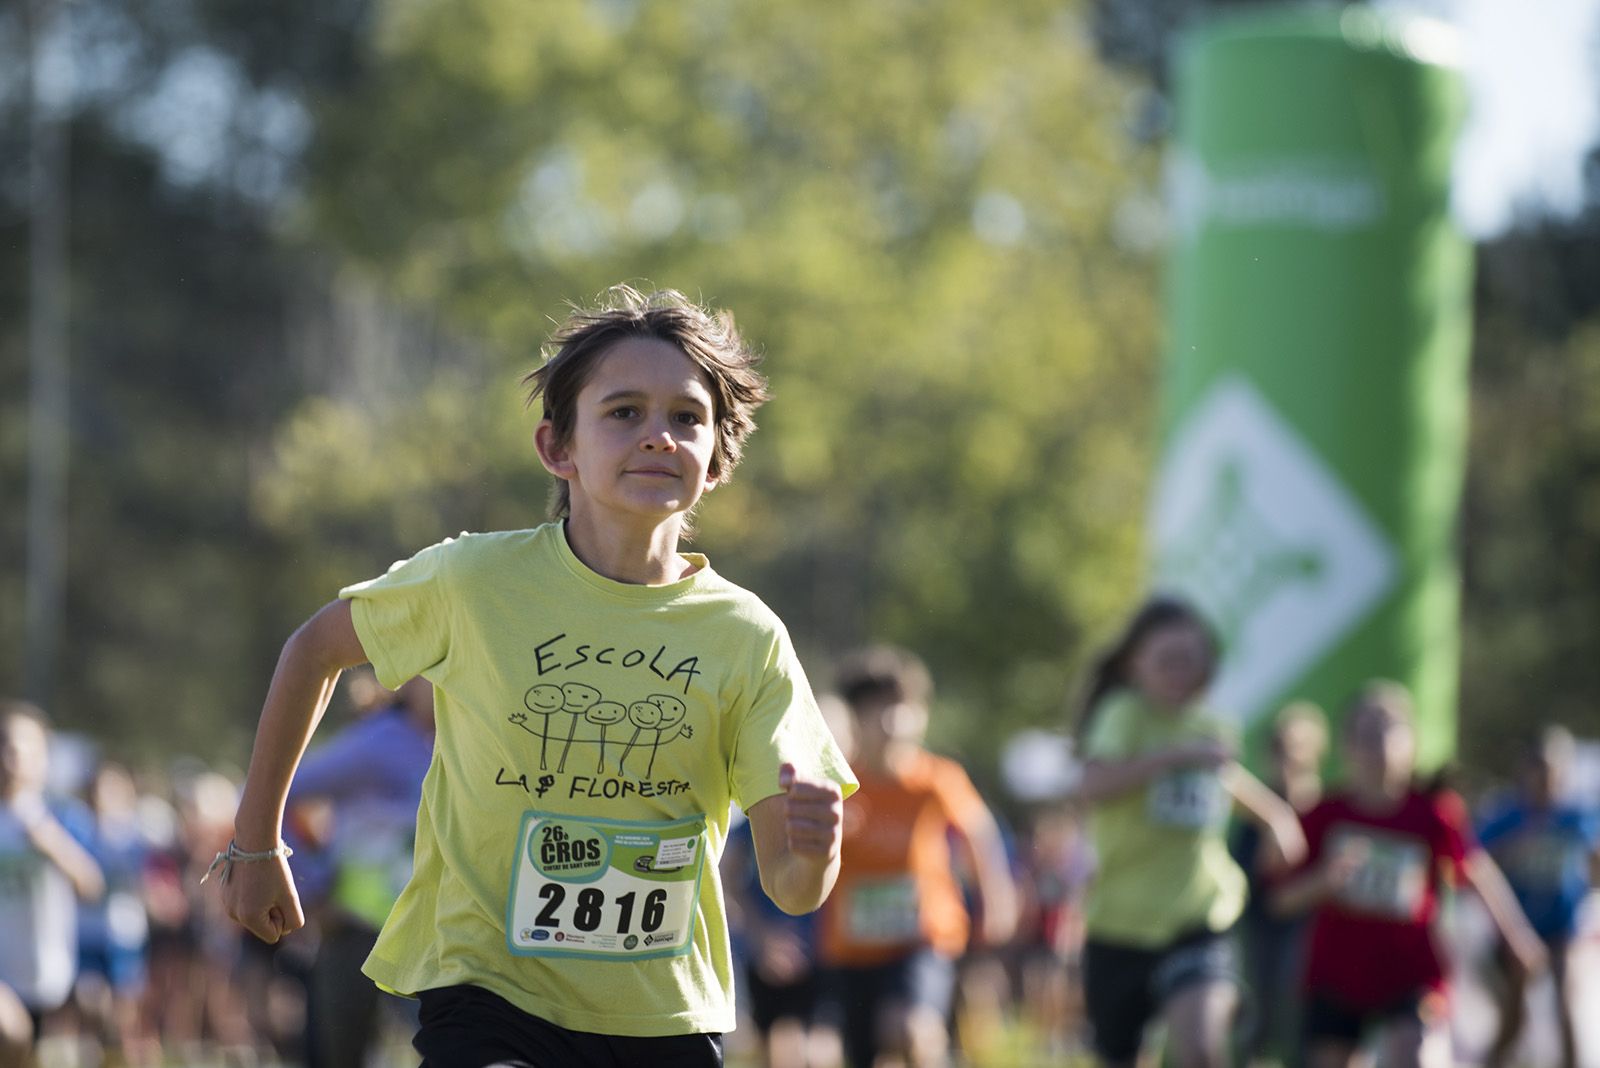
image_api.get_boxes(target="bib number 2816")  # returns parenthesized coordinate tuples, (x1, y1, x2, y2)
(506, 811, 707, 961)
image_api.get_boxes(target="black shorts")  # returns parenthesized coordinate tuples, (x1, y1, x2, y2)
(743, 964, 821, 1034)
(819, 950, 957, 1068)
(1083, 928, 1237, 1062)
(414, 985, 724, 1068)
(1302, 989, 1437, 1045)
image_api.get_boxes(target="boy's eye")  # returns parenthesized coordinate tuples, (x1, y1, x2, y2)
(674, 411, 705, 426)
(609, 406, 638, 419)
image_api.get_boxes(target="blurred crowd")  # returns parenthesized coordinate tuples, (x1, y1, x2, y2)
(2, 626, 1597, 1068)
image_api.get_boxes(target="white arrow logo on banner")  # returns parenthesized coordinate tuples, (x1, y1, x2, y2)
(1150, 375, 1398, 728)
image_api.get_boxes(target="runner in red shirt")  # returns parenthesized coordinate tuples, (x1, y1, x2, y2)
(1272, 682, 1545, 1068)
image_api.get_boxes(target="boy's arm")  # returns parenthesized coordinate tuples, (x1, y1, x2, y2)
(745, 763, 845, 916)
(1269, 838, 1362, 918)
(953, 807, 1020, 947)
(1463, 850, 1547, 977)
(224, 599, 370, 943)
(1223, 764, 1308, 871)
(1074, 739, 1231, 803)
(18, 801, 104, 901)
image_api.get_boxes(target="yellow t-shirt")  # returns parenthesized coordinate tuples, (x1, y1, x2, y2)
(339, 523, 856, 1036)
(1082, 690, 1246, 948)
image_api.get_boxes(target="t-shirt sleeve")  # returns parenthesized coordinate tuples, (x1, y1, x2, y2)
(339, 540, 455, 690)
(729, 630, 857, 811)
(1082, 691, 1138, 761)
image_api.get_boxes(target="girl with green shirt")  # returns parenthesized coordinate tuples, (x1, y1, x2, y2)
(1074, 597, 1304, 1068)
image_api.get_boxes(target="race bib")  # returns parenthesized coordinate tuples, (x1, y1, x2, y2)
(1147, 770, 1229, 829)
(1508, 832, 1574, 891)
(1331, 828, 1428, 919)
(845, 876, 920, 945)
(506, 811, 707, 960)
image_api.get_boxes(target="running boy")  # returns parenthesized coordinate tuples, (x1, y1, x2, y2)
(217, 286, 856, 1068)
(1477, 725, 1597, 1068)
(1273, 682, 1544, 1068)
(817, 645, 1018, 1068)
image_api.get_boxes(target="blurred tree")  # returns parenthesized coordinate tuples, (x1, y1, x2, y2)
(1457, 163, 1600, 777)
(0, 0, 376, 763)
(255, 0, 1165, 777)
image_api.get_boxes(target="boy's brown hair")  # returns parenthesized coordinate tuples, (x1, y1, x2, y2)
(522, 285, 769, 524)
(834, 645, 935, 714)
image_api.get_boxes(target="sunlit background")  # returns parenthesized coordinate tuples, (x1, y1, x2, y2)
(9, 0, 1597, 776)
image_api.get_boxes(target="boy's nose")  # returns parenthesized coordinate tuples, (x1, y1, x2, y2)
(640, 423, 677, 450)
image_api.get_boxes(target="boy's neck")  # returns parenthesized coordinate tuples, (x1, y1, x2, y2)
(563, 511, 698, 586)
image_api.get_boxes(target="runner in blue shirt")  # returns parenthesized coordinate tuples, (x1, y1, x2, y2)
(1478, 725, 1600, 1068)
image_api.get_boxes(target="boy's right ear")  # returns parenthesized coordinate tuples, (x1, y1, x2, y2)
(534, 420, 575, 481)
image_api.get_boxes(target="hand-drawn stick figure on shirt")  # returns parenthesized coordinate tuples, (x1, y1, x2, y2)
(555, 682, 602, 773)
(585, 701, 627, 773)
(521, 684, 565, 769)
(619, 701, 663, 777)
(641, 695, 688, 778)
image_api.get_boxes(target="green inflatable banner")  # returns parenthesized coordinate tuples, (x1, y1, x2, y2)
(1151, 6, 1471, 769)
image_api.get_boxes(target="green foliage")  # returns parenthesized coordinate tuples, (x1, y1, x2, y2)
(1458, 226, 1600, 777)
(255, 0, 1163, 775)
(25, 0, 1597, 796)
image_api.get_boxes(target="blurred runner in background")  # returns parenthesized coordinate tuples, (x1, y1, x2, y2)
(73, 759, 157, 1065)
(1274, 682, 1546, 1068)
(1014, 803, 1094, 1060)
(817, 645, 1018, 1068)
(1230, 700, 1327, 1066)
(288, 671, 435, 1068)
(0, 700, 105, 1058)
(724, 695, 854, 1068)
(1073, 597, 1303, 1068)
(1477, 723, 1600, 1068)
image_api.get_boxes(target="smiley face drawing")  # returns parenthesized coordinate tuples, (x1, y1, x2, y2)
(617, 701, 663, 776)
(521, 684, 565, 768)
(585, 702, 628, 772)
(640, 695, 688, 777)
(556, 683, 603, 773)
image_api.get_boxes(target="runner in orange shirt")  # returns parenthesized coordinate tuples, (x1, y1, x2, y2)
(817, 647, 1018, 1068)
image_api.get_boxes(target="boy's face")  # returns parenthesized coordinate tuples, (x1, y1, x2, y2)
(1128, 622, 1211, 709)
(0, 714, 48, 797)
(1343, 703, 1414, 787)
(536, 337, 719, 528)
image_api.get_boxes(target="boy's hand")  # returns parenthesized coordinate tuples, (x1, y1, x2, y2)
(221, 855, 305, 945)
(776, 762, 843, 860)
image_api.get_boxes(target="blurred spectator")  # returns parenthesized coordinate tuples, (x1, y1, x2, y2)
(72, 760, 157, 1065)
(817, 646, 1018, 1068)
(0, 699, 105, 1059)
(1477, 724, 1600, 1068)
(144, 768, 262, 1061)
(723, 694, 853, 1068)
(1230, 700, 1328, 1066)
(1014, 803, 1095, 1059)
(287, 671, 435, 1068)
